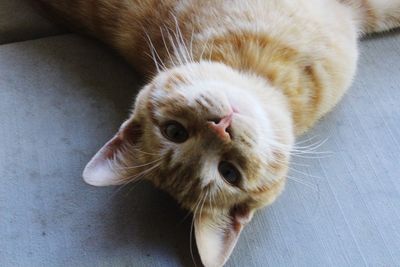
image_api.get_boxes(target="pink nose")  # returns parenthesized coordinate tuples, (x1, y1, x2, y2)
(207, 113, 233, 141)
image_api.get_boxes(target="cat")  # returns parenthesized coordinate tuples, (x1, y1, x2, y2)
(35, 0, 400, 266)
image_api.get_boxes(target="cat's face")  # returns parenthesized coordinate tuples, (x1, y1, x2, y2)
(83, 62, 294, 267)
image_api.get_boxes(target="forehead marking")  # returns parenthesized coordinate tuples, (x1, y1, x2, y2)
(238, 136, 253, 148)
(200, 94, 215, 108)
(195, 99, 209, 112)
(164, 72, 188, 92)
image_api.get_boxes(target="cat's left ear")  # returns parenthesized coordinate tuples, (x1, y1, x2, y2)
(194, 205, 255, 267)
(82, 118, 141, 186)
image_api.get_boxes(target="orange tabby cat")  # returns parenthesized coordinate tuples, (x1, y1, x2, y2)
(36, 0, 400, 266)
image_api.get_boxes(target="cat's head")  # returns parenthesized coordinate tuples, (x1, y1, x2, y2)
(83, 62, 294, 267)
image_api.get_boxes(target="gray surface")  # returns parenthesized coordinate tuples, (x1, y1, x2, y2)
(0, 0, 64, 44)
(0, 32, 399, 267)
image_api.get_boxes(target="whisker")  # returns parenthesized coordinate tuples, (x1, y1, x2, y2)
(292, 154, 332, 159)
(108, 162, 160, 200)
(160, 26, 176, 68)
(198, 191, 208, 223)
(143, 31, 167, 72)
(115, 157, 162, 171)
(208, 190, 213, 214)
(170, 13, 191, 65)
(125, 162, 161, 184)
(272, 157, 309, 167)
(199, 38, 209, 61)
(289, 167, 322, 180)
(166, 27, 184, 66)
(287, 175, 318, 191)
(268, 137, 329, 153)
(190, 192, 206, 267)
(131, 148, 161, 156)
(143, 51, 161, 72)
(208, 39, 215, 62)
(294, 137, 329, 150)
(189, 26, 195, 62)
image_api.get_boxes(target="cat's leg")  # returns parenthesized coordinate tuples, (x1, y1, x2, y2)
(340, 0, 400, 34)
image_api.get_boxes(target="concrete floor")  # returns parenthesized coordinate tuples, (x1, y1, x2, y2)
(0, 2, 399, 266)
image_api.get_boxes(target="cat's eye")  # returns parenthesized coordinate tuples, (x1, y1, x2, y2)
(161, 121, 189, 143)
(218, 161, 241, 186)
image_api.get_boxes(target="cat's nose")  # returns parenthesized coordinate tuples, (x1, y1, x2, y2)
(207, 113, 233, 141)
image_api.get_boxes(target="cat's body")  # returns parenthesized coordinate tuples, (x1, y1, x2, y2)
(36, 0, 400, 266)
(41, 0, 359, 133)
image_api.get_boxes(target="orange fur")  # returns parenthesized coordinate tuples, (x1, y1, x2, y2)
(36, 0, 400, 266)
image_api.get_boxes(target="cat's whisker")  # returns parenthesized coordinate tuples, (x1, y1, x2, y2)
(267, 136, 333, 158)
(125, 161, 161, 184)
(160, 26, 176, 68)
(180, 187, 205, 224)
(291, 154, 332, 159)
(110, 162, 159, 196)
(131, 148, 160, 156)
(108, 183, 140, 203)
(294, 135, 331, 151)
(143, 31, 167, 72)
(289, 167, 323, 180)
(115, 157, 163, 171)
(190, 191, 207, 267)
(286, 175, 318, 191)
(270, 145, 333, 156)
(295, 135, 322, 145)
(173, 30, 189, 65)
(198, 190, 208, 223)
(112, 161, 161, 195)
(271, 156, 310, 167)
(161, 25, 182, 66)
(208, 190, 215, 214)
(189, 26, 195, 62)
(199, 38, 209, 62)
(289, 161, 310, 167)
(144, 37, 161, 71)
(208, 39, 215, 62)
(170, 13, 193, 66)
(109, 155, 163, 201)
(294, 134, 333, 153)
(166, 27, 184, 66)
(292, 150, 333, 157)
(144, 51, 161, 73)
(294, 139, 328, 150)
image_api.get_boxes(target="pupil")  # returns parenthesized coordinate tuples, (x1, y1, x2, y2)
(174, 128, 183, 139)
(224, 169, 233, 177)
(170, 125, 182, 138)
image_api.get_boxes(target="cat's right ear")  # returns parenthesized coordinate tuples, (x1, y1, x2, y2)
(195, 205, 255, 267)
(82, 118, 142, 186)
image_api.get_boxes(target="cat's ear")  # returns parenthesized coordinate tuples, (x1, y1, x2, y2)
(82, 118, 141, 186)
(194, 205, 254, 267)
